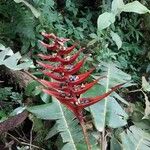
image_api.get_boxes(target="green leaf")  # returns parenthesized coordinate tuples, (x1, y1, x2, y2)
(120, 126, 150, 150)
(112, 92, 129, 106)
(122, 1, 150, 14)
(27, 100, 88, 150)
(40, 93, 50, 103)
(13, 0, 23, 3)
(27, 102, 62, 120)
(133, 120, 150, 131)
(97, 12, 116, 31)
(25, 81, 40, 96)
(10, 107, 26, 116)
(0, 87, 12, 100)
(22, 0, 40, 18)
(82, 84, 128, 132)
(110, 31, 122, 49)
(95, 62, 131, 87)
(111, 0, 124, 15)
(88, 63, 130, 131)
(142, 92, 150, 119)
(142, 76, 150, 92)
(46, 100, 87, 150)
(0, 44, 32, 70)
(87, 39, 98, 47)
(13, 0, 40, 18)
(110, 136, 122, 150)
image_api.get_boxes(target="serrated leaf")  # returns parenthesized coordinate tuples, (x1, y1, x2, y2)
(110, 31, 122, 49)
(122, 1, 150, 14)
(97, 12, 116, 31)
(120, 126, 150, 150)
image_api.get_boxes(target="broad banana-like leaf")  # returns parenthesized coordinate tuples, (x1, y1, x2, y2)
(27, 99, 98, 150)
(120, 126, 150, 150)
(82, 84, 128, 132)
(110, 135, 122, 150)
(84, 63, 131, 131)
(45, 100, 85, 150)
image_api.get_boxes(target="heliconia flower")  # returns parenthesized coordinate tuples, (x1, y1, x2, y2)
(41, 32, 70, 45)
(43, 89, 77, 103)
(68, 68, 95, 85)
(40, 79, 66, 90)
(41, 32, 56, 39)
(38, 33, 124, 123)
(37, 54, 59, 61)
(78, 83, 125, 109)
(37, 57, 86, 75)
(73, 77, 105, 95)
(57, 48, 84, 65)
(40, 41, 59, 51)
(58, 44, 77, 55)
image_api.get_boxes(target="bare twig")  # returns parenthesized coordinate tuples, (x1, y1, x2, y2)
(7, 133, 45, 150)
(128, 88, 142, 93)
(29, 123, 33, 150)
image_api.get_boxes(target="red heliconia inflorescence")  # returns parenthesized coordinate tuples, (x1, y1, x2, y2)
(38, 32, 124, 123)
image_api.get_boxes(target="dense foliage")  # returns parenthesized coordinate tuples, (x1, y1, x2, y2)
(0, 0, 150, 150)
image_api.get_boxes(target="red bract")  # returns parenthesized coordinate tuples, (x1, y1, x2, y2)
(38, 33, 124, 122)
(58, 44, 77, 55)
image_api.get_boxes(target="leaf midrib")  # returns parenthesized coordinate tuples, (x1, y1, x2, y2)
(57, 100, 77, 150)
(135, 138, 143, 150)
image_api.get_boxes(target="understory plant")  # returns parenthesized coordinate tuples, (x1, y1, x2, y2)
(37, 32, 124, 149)
(1, 0, 150, 150)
